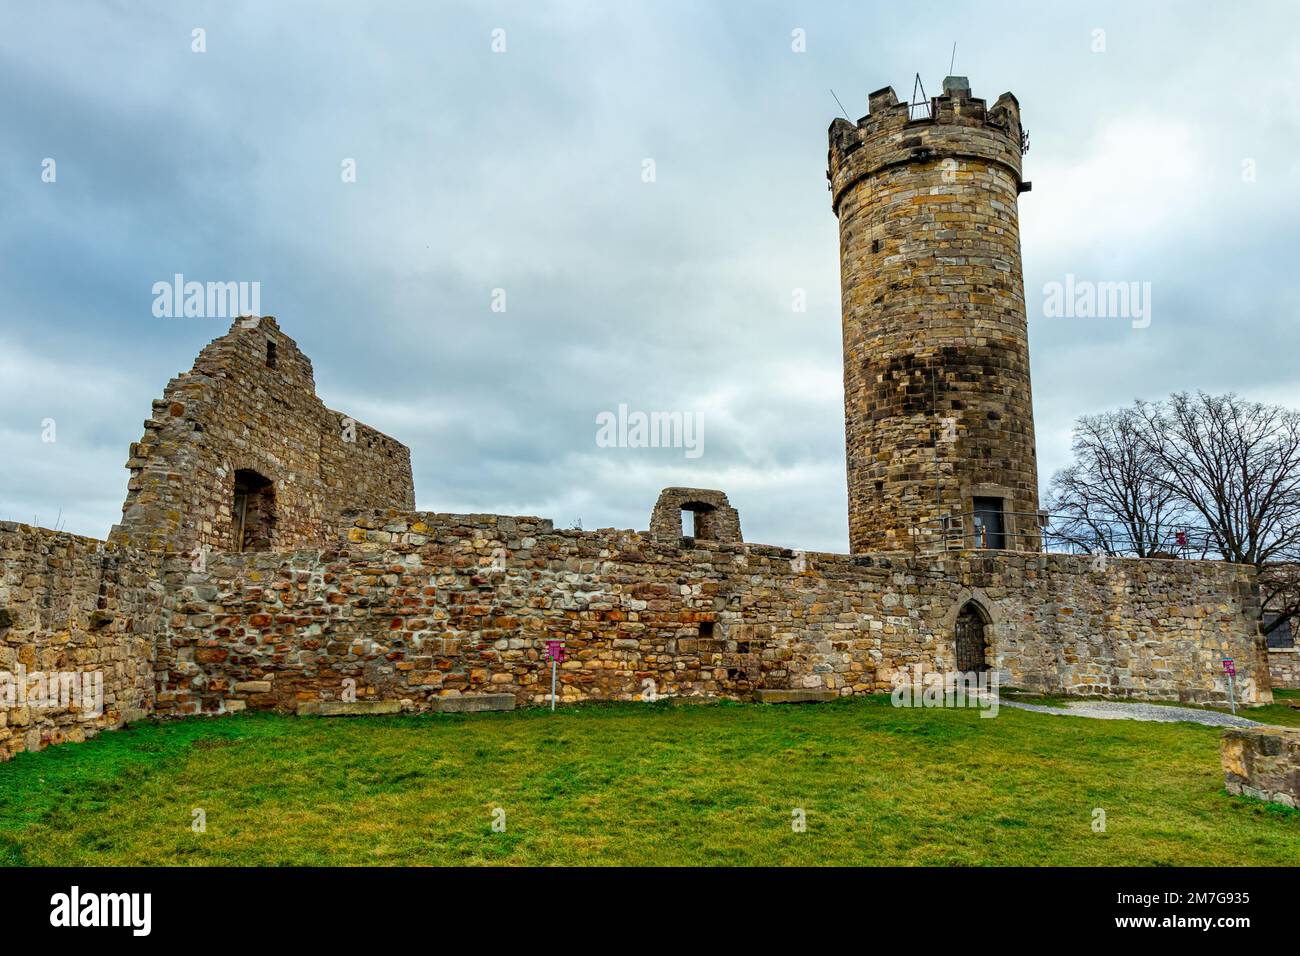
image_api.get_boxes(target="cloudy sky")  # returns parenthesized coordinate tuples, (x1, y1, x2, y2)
(1, 1, 1297, 553)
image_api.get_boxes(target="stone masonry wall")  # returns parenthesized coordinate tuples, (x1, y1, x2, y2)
(829, 79, 1039, 553)
(1221, 727, 1300, 807)
(1269, 649, 1300, 689)
(0, 523, 162, 760)
(153, 511, 1270, 717)
(0, 509, 1271, 759)
(109, 317, 414, 555)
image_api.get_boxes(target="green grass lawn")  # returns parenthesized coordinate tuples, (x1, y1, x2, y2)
(0, 696, 1295, 866)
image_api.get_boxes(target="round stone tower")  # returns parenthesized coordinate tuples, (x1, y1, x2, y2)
(828, 76, 1040, 553)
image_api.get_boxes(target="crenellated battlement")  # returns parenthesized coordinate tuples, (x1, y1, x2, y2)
(827, 76, 1025, 214)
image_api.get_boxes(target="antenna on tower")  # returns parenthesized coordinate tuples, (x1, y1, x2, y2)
(949, 42, 957, 76)
(829, 88, 852, 122)
(908, 73, 931, 120)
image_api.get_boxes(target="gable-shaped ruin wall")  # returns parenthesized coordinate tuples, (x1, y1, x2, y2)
(109, 317, 413, 555)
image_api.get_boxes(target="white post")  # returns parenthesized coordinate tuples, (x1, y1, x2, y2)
(551, 658, 557, 712)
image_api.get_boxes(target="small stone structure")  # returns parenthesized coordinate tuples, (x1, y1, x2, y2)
(1221, 727, 1300, 807)
(649, 488, 742, 543)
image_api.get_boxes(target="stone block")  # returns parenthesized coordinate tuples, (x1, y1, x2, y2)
(1221, 727, 1300, 808)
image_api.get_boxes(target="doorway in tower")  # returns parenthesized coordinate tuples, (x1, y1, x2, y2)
(954, 602, 990, 674)
(232, 469, 275, 552)
(972, 496, 1006, 549)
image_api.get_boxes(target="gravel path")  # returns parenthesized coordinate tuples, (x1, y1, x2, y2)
(1000, 697, 1263, 728)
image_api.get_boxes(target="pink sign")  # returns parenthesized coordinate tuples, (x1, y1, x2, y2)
(546, 640, 565, 662)
(1222, 658, 1236, 676)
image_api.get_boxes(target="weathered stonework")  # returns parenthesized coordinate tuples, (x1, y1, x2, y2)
(0, 360, 1275, 761)
(1269, 648, 1300, 689)
(0, 523, 161, 759)
(649, 488, 742, 544)
(109, 316, 414, 555)
(0, 78, 1279, 763)
(829, 77, 1039, 553)
(1221, 726, 1300, 807)
(147, 512, 1269, 719)
(1256, 565, 1299, 689)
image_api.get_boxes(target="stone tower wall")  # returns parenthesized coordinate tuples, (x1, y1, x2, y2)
(829, 80, 1039, 553)
(109, 317, 414, 555)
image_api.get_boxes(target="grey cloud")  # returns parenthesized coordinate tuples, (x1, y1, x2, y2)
(2, 1, 1297, 555)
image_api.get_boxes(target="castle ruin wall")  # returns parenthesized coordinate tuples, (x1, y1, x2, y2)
(0, 523, 163, 759)
(151, 511, 1271, 719)
(109, 317, 414, 555)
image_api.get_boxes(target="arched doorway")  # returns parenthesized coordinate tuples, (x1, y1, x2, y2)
(232, 469, 275, 552)
(954, 602, 990, 673)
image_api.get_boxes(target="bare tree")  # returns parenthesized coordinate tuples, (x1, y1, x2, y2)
(1046, 407, 1188, 557)
(1051, 392, 1300, 635)
(1133, 392, 1300, 634)
(1134, 393, 1300, 565)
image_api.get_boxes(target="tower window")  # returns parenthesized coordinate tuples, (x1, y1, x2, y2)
(266, 340, 277, 368)
(871, 238, 882, 254)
